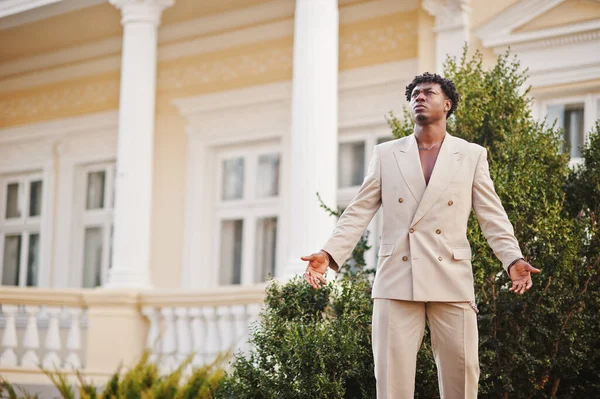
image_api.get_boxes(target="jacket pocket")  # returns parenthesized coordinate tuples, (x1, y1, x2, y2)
(378, 244, 395, 257)
(452, 247, 472, 260)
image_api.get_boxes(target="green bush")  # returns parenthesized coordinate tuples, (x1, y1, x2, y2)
(219, 49, 599, 398)
(37, 353, 224, 399)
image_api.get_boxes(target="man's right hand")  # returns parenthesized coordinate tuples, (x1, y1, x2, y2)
(301, 250, 330, 289)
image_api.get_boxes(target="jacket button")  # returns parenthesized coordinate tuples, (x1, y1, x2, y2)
(448, 200, 454, 206)
(409, 228, 415, 233)
(398, 197, 404, 203)
(438, 256, 443, 261)
(402, 256, 408, 261)
(436, 229, 441, 234)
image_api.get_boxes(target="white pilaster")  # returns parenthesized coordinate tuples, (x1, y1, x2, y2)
(107, 0, 173, 288)
(283, 0, 339, 279)
(423, 0, 471, 74)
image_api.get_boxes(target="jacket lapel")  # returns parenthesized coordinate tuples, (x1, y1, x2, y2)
(410, 133, 462, 226)
(393, 135, 426, 204)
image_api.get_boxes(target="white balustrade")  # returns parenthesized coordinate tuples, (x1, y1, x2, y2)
(21, 306, 41, 367)
(64, 307, 82, 369)
(174, 307, 192, 365)
(160, 307, 177, 373)
(231, 304, 248, 355)
(142, 306, 160, 363)
(189, 307, 205, 366)
(42, 306, 62, 369)
(0, 305, 19, 366)
(203, 306, 219, 364)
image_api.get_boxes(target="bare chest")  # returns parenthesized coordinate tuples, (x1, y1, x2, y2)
(418, 148, 441, 185)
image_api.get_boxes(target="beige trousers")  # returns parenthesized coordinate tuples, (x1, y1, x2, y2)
(372, 299, 479, 399)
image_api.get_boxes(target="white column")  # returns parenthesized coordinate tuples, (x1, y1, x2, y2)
(107, 0, 173, 288)
(284, 0, 339, 279)
(423, 0, 471, 74)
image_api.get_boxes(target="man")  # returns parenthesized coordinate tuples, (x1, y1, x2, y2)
(301, 72, 541, 398)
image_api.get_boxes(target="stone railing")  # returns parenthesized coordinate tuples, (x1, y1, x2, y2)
(139, 285, 265, 373)
(0, 284, 267, 385)
(0, 287, 86, 372)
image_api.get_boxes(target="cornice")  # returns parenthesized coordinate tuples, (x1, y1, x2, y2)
(475, 0, 566, 46)
(0, 0, 60, 19)
(0, 0, 105, 29)
(505, 29, 600, 52)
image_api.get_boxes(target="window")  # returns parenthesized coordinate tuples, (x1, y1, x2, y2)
(337, 131, 394, 271)
(0, 173, 43, 287)
(539, 93, 600, 162)
(546, 103, 585, 159)
(78, 163, 116, 288)
(216, 146, 280, 285)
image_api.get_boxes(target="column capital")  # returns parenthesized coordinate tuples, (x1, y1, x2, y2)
(109, 0, 174, 26)
(423, 0, 470, 31)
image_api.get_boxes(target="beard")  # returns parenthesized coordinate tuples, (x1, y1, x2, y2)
(415, 113, 428, 123)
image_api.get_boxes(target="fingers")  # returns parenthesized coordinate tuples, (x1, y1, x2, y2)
(300, 254, 317, 262)
(303, 270, 326, 289)
(526, 264, 541, 274)
(509, 277, 532, 295)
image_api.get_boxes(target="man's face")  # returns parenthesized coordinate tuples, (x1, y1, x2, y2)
(409, 82, 451, 125)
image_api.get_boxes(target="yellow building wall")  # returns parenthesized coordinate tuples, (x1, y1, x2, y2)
(0, 1, 419, 288)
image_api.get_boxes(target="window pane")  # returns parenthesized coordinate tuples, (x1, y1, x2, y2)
(222, 158, 244, 200)
(219, 219, 243, 285)
(5, 182, 22, 219)
(2, 235, 21, 286)
(565, 105, 584, 158)
(338, 141, 365, 188)
(255, 217, 277, 282)
(26, 233, 40, 287)
(82, 227, 103, 288)
(257, 154, 280, 198)
(86, 171, 106, 210)
(547, 103, 585, 158)
(29, 180, 43, 217)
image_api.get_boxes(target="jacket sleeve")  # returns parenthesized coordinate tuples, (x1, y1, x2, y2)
(472, 147, 523, 272)
(322, 146, 382, 271)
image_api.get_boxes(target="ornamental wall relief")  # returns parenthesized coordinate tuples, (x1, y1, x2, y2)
(0, 11, 417, 128)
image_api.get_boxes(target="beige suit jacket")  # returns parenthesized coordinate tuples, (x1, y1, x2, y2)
(322, 133, 523, 302)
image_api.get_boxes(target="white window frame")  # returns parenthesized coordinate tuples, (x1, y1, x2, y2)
(72, 162, 116, 288)
(534, 92, 600, 165)
(0, 172, 44, 287)
(337, 126, 395, 270)
(214, 143, 281, 286)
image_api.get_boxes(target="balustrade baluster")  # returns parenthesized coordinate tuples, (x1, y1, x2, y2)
(65, 308, 82, 369)
(21, 305, 41, 367)
(189, 307, 204, 366)
(175, 307, 192, 365)
(0, 305, 19, 366)
(42, 306, 63, 369)
(216, 306, 233, 357)
(230, 304, 248, 355)
(202, 306, 219, 364)
(142, 306, 160, 363)
(160, 307, 177, 373)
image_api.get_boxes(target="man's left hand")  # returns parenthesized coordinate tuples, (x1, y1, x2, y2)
(509, 260, 541, 295)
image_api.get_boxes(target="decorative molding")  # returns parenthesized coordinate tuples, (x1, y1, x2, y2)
(0, 110, 118, 144)
(0, 80, 119, 127)
(340, 21, 417, 59)
(507, 29, 600, 52)
(0, 0, 414, 86)
(0, 0, 104, 30)
(475, 0, 566, 47)
(422, 0, 470, 31)
(0, 0, 61, 19)
(482, 18, 600, 48)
